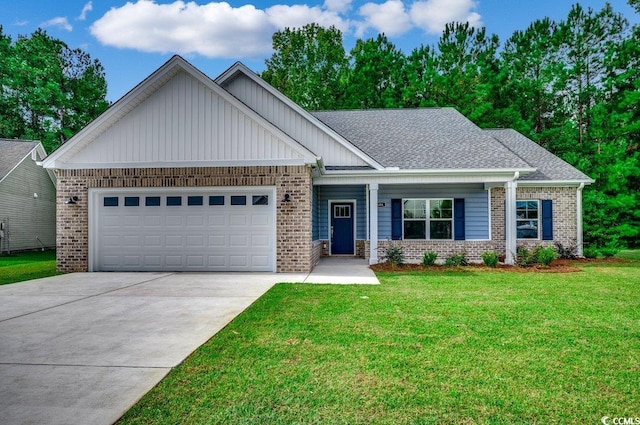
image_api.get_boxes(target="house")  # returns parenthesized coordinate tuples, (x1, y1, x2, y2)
(0, 139, 56, 253)
(41, 56, 593, 272)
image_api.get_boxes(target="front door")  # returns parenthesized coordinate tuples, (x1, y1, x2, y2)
(331, 202, 354, 255)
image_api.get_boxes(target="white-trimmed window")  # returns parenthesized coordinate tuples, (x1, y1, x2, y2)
(403, 199, 453, 240)
(516, 200, 539, 239)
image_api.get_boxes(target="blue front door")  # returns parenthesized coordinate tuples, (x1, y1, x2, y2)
(331, 202, 354, 255)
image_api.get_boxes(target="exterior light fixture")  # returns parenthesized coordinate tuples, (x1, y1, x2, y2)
(281, 194, 291, 203)
(66, 196, 79, 205)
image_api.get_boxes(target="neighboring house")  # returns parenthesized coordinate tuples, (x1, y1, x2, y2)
(0, 139, 56, 253)
(41, 56, 593, 273)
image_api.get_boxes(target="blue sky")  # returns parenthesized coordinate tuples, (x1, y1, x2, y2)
(2, 0, 638, 102)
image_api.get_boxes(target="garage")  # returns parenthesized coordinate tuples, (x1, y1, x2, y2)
(89, 187, 276, 272)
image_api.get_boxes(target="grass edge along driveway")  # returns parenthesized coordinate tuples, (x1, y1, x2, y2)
(0, 250, 59, 285)
(119, 259, 639, 424)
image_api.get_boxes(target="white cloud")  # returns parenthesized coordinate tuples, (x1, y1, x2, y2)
(90, 0, 350, 58)
(78, 2, 93, 21)
(323, 0, 352, 14)
(356, 0, 411, 37)
(41, 17, 73, 32)
(410, 0, 482, 34)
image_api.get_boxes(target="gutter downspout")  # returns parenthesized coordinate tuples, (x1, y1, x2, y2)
(504, 172, 519, 265)
(576, 182, 585, 257)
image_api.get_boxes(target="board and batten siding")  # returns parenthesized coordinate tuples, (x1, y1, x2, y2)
(67, 71, 306, 165)
(377, 184, 490, 240)
(221, 74, 370, 167)
(0, 154, 56, 252)
(315, 185, 367, 240)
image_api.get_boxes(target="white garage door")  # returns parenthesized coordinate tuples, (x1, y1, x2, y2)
(91, 188, 276, 272)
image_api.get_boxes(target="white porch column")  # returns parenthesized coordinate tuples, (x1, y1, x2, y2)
(369, 183, 379, 264)
(576, 183, 585, 257)
(504, 177, 518, 265)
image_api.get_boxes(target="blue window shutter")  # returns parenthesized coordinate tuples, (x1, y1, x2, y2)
(454, 198, 465, 240)
(541, 199, 553, 240)
(391, 199, 402, 240)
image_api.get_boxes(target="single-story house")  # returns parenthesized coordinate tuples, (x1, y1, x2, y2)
(41, 55, 593, 272)
(0, 139, 56, 253)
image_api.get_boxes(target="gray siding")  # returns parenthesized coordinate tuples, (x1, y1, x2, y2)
(315, 185, 367, 240)
(0, 156, 56, 252)
(378, 184, 489, 240)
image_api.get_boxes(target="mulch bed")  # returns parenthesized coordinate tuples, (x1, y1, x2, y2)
(370, 257, 627, 273)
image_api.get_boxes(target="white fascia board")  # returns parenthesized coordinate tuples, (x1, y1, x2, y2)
(516, 179, 595, 187)
(54, 158, 309, 170)
(216, 62, 385, 171)
(325, 167, 537, 176)
(314, 170, 527, 185)
(44, 56, 319, 169)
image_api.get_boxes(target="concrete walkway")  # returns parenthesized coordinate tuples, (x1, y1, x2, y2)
(303, 257, 380, 284)
(0, 260, 377, 425)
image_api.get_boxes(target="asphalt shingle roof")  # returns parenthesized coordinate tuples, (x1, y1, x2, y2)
(0, 139, 38, 180)
(485, 129, 592, 181)
(311, 108, 532, 170)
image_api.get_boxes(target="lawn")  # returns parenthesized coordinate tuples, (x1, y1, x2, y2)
(119, 258, 640, 424)
(0, 250, 59, 285)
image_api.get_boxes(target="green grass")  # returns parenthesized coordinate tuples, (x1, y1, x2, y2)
(616, 249, 640, 262)
(119, 261, 640, 424)
(0, 250, 60, 285)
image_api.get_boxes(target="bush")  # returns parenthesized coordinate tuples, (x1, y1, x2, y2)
(599, 246, 619, 258)
(481, 251, 499, 268)
(583, 246, 599, 259)
(384, 245, 405, 266)
(444, 251, 468, 267)
(516, 247, 536, 267)
(535, 246, 557, 267)
(554, 242, 578, 259)
(422, 251, 438, 267)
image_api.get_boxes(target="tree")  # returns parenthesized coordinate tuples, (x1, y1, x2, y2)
(343, 34, 405, 109)
(262, 24, 348, 110)
(401, 45, 439, 108)
(0, 29, 108, 153)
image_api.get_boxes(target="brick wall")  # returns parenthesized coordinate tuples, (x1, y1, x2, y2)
(55, 166, 313, 273)
(375, 240, 500, 264)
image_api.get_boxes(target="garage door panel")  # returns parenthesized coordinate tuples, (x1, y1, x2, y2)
(95, 190, 274, 272)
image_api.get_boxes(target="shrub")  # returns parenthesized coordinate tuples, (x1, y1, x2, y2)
(535, 246, 557, 267)
(444, 251, 469, 267)
(516, 247, 536, 267)
(481, 251, 499, 268)
(422, 251, 438, 267)
(554, 242, 578, 259)
(583, 246, 599, 259)
(599, 246, 619, 258)
(384, 245, 405, 266)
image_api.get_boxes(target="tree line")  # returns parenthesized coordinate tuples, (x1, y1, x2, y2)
(0, 28, 109, 155)
(262, 3, 639, 250)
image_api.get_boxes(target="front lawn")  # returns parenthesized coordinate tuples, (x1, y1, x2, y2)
(0, 250, 59, 285)
(119, 259, 639, 424)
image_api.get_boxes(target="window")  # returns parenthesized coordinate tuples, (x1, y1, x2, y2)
(333, 205, 350, 218)
(403, 199, 453, 240)
(124, 196, 140, 207)
(209, 196, 224, 206)
(166, 196, 182, 206)
(145, 196, 161, 206)
(517, 200, 539, 239)
(252, 195, 269, 206)
(231, 196, 246, 205)
(188, 196, 203, 206)
(103, 197, 118, 207)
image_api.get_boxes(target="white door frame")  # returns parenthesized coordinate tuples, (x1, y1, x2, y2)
(328, 199, 357, 256)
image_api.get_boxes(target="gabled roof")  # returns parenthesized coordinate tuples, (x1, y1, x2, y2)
(216, 62, 384, 170)
(0, 139, 53, 184)
(486, 129, 593, 183)
(42, 56, 319, 169)
(312, 109, 534, 172)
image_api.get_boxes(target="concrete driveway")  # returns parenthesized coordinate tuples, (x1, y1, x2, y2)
(0, 272, 306, 425)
